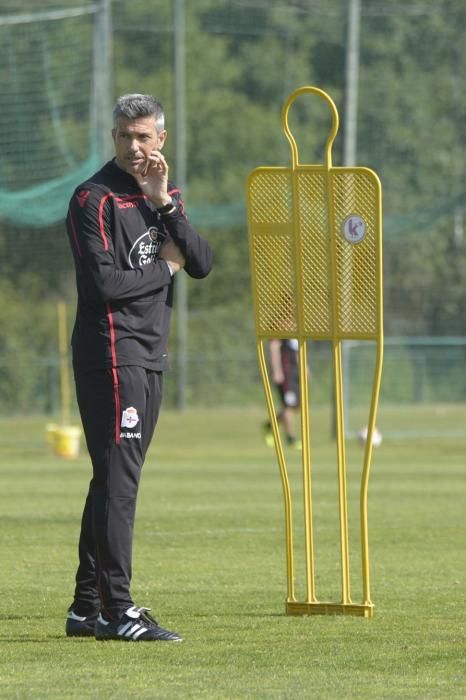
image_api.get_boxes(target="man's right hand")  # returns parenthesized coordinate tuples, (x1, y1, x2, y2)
(159, 238, 185, 274)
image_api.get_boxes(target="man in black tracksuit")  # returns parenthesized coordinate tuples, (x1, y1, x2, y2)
(64, 94, 212, 642)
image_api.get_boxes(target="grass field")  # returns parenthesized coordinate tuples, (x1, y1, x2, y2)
(0, 406, 465, 699)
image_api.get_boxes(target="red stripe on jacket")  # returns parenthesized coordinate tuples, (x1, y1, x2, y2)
(98, 193, 112, 251)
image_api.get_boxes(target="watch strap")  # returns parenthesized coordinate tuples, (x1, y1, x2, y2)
(157, 199, 176, 215)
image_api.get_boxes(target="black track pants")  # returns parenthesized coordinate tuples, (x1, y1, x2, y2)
(71, 366, 163, 620)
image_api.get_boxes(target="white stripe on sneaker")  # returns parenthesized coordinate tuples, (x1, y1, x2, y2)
(125, 624, 142, 638)
(132, 626, 147, 640)
(97, 613, 110, 626)
(67, 611, 87, 622)
(118, 621, 134, 635)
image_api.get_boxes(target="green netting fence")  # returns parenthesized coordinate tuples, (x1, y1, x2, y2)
(0, 4, 101, 226)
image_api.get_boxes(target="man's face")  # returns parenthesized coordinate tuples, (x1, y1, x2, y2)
(112, 116, 167, 176)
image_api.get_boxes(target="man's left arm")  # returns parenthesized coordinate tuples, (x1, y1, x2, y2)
(159, 193, 213, 279)
(134, 151, 212, 279)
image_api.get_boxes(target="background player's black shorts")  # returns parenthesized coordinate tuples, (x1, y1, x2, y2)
(276, 375, 299, 408)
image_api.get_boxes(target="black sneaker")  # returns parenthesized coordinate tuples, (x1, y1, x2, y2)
(66, 609, 99, 637)
(95, 606, 183, 642)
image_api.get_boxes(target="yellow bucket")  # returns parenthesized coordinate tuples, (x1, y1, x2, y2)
(46, 424, 81, 459)
(46, 423, 58, 446)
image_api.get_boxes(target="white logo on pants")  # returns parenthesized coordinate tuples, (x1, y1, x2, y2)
(121, 407, 139, 428)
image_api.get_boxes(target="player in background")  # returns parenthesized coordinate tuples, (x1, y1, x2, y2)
(263, 338, 302, 450)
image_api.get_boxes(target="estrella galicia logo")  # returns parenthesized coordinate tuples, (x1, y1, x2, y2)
(128, 227, 163, 268)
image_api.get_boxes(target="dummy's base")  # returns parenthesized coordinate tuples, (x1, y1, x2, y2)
(286, 601, 374, 618)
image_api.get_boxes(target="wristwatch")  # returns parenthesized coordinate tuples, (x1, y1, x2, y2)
(156, 198, 176, 215)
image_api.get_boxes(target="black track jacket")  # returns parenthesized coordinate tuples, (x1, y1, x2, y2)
(66, 159, 213, 374)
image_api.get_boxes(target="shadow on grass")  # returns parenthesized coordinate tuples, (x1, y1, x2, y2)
(0, 635, 71, 642)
